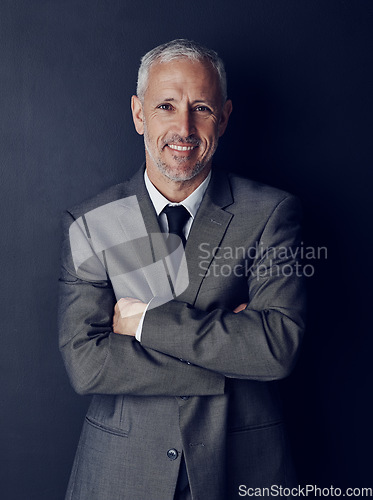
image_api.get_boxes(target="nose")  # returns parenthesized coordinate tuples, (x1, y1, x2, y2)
(175, 109, 195, 138)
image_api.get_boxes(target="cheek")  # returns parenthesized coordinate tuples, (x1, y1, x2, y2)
(205, 132, 219, 148)
(200, 121, 219, 141)
(146, 115, 164, 132)
(145, 126, 163, 146)
(151, 124, 168, 143)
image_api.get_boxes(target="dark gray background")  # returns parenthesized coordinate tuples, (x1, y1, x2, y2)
(1, 1, 372, 498)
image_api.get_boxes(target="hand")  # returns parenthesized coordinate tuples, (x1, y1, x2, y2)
(112, 297, 147, 336)
(233, 302, 248, 313)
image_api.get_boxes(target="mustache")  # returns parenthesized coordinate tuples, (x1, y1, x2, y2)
(163, 135, 201, 147)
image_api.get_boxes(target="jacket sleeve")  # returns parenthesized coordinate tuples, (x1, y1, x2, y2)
(140, 195, 306, 381)
(58, 210, 225, 397)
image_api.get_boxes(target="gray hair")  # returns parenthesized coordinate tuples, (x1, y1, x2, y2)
(136, 39, 227, 103)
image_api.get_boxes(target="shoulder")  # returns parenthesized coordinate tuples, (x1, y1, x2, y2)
(219, 173, 303, 249)
(67, 182, 128, 218)
(227, 173, 300, 214)
(66, 168, 145, 219)
(227, 172, 294, 204)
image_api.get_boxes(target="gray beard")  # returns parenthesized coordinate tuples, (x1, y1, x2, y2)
(154, 156, 207, 182)
(144, 128, 217, 182)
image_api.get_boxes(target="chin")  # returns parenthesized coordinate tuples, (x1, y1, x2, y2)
(158, 161, 207, 182)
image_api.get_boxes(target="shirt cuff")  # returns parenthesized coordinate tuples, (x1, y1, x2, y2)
(135, 300, 152, 342)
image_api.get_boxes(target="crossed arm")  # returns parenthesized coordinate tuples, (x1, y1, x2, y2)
(59, 194, 306, 397)
(112, 297, 247, 336)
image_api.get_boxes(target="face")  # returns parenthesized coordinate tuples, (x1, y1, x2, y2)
(132, 58, 232, 185)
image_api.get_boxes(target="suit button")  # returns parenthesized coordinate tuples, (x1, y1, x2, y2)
(180, 396, 189, 400)
(167, 448, 178, 460)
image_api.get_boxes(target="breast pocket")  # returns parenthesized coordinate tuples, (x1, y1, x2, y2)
(196, 274, 249, 311)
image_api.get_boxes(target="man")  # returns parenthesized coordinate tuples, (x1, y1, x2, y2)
(59, 39, 306, 500)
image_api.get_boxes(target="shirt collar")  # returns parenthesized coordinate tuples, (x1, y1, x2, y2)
(144, 169, 211, 219)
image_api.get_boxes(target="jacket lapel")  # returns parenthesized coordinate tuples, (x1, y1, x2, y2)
(115, 168, 172, 299)
(178, 169, 234, 305)
(120, 167, 190, 300)
(127, 168, 175, 265)
(125, 166, 160, 235)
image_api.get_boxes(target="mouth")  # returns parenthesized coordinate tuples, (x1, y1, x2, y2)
(166, 144, 197, 152)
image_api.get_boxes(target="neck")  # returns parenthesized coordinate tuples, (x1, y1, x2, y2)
(146, 164, 211, 203)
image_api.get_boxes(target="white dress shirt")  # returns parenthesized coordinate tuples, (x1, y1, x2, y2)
(135, 169, 211, 341)
(144, 169, 211, 238)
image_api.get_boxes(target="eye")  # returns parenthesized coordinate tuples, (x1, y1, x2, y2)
(194, 105, 212, 113)
(157, 103, 173, 111)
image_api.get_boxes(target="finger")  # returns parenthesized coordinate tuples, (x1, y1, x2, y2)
(233, 303, 247, 313)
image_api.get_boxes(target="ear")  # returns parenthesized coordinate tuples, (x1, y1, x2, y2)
(218, 99, 233, 137)
(131, 95, 144, 135)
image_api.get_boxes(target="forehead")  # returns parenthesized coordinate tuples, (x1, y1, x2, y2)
(144, 58, 221, 102)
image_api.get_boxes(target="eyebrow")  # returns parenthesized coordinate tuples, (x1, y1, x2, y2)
(160, 97, 216, 106)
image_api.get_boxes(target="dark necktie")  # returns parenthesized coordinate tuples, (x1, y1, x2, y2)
(162, 205, 190, 247)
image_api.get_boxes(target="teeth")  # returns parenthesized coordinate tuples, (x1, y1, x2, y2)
(168, 144, 195, 151)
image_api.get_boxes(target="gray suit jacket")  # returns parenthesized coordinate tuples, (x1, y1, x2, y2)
(58, 167, 306, 500)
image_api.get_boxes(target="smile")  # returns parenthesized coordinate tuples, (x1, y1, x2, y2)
(167, 144, 196, 151)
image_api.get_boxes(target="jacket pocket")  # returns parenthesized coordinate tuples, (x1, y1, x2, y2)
(228, 419, 283, 434)
(85, 415, 129, 437)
